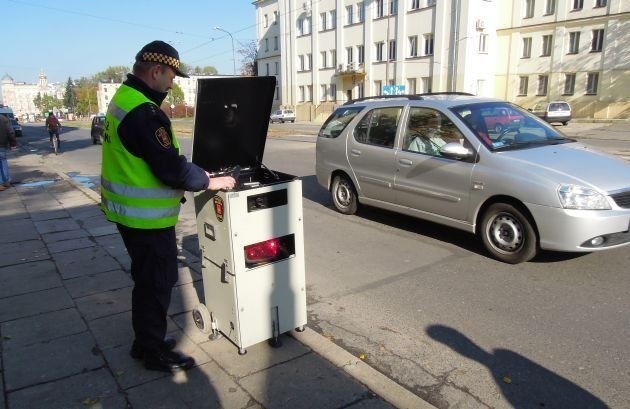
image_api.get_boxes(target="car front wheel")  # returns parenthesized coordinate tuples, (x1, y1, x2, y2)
(480, 203, 538, 264)
(331, 174, 358, 215)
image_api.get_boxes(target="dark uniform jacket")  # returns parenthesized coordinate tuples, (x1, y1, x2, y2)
(117, 74, 208, 192)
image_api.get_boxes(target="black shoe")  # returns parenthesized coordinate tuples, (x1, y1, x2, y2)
(144, 350, 195, 373)
(130, 337, 177, 360)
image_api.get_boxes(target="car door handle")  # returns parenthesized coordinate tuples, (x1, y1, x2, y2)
(398, 158, 413, 166)
(350, 149, 361, 156)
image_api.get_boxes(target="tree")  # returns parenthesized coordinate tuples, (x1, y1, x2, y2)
(94, 66, 130, 83)
(74, 77, 98, 116)
(63, 77, 76, 113)
(238, 40, 258, 76)
(33, 92, 62, 114)
(189, 65, 218, 75)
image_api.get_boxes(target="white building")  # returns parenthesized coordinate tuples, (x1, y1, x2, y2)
(255, 0, 629, 120)
(1, 72, 64, 120)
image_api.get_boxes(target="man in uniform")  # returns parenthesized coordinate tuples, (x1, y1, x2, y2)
(101, 40, 236, 372)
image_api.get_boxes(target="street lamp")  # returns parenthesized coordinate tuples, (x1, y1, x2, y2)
(214, 26, 236, 75)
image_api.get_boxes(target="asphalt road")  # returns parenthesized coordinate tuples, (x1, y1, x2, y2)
(15, 121, 630, 409)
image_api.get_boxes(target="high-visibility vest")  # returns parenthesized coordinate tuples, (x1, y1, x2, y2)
(101, 84, 184, 229)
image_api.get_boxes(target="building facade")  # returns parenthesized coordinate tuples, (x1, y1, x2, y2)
(1, 72, 64, 121)
(255, 0, 629, 120)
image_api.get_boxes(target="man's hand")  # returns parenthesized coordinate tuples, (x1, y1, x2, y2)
(207, 173, 236, 191)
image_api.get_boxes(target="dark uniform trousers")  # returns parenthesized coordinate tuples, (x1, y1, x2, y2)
(117, 224, 179, 353)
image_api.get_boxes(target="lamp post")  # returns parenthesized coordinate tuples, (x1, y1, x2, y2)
(214, 26, 236, 75)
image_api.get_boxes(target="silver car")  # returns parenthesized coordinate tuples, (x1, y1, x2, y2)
(315, 94, 630, 263)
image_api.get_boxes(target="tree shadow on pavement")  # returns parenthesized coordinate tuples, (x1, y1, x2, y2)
(426, 325, 609, 409)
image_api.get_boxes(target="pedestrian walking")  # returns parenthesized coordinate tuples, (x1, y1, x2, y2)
(0, 114, 16, 191)
(100, 40, 236, 372)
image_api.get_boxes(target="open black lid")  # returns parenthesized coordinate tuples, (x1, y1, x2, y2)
(191, 76, 276, 172)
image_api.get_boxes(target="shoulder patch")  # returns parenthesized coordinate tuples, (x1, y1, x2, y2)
(155, 127, 171, 149)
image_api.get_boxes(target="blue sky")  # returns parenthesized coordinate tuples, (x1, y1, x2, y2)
(2, 0, 257, 85)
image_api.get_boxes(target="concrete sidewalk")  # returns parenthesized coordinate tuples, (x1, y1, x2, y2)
(0, 149, 434, 409)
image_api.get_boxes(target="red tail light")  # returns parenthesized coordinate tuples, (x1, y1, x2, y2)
(244, 235, 295, 268)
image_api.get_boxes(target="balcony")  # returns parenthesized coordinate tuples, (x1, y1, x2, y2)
(336, 62, 367, 81)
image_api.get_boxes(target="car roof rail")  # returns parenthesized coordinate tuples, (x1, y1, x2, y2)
(417, 92, 475, 96)
(342, 94, 424, 105)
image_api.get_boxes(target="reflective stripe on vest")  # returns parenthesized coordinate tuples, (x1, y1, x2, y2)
(101, 84, 184, 229)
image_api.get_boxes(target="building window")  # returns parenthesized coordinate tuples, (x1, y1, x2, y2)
(421, 77, 431, 93)
(358, 83, 365, 99)
(424, 34, 434, 55)
(572, 0, 584, 10)
(591, 29, 604, 52)
(407, 78, 417, 94)
(595, 0, 607, 7)
(265, 38, 269, 52)
(264, 14, 269, 28)
(275, 86, 279, 100)
(358, 2, 365, 22)
(541, 35, 553, 56)
(409, 35, 418, 57)
(299, 86, 305, 102)
(320, 12, 327, 31)
(524, 0, 535, 18)
(266, 63, 270, 76)
(320, 85, 328, 101)
(299, 55, 305, 71)
(537, 75, 548, 95)
(320, 51, 327, 68)
(427, 0, 435, 5)
(376, 42, 385, 61)
(346, 5, 353, 25)
(586, 72, 599, 94)
(375, 0, 384, 18)
(478, 33, 488, 53)
(275, 62, 279, 75)
(374, 80, 382, 96)
(346, 47, 354, 64)
(274, 11, 278, 24)
(545, 0, 555, 15)
(563, 73, 576, 95)
(330, 10, 337, 29)
(411, 0, 420, 10)
(518, 76, 529, 95)
(390, 0, 398, 15)
(274, 36, 278, 50)
(307, 54, 312, 70)
(330, 83, 337, 100)
(568, 32, 580, 54)
(389, 39, 396, 60)
(522, 37, 532, 58)
(358, 45, 365, 63)
(330, 49, 337, 67)
(307, 85, 313, 102)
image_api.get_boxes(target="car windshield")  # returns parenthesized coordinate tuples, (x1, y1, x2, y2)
(549, 102, 569, 111)
(450, 102, 573, 152)
(319, 106, 364, 138)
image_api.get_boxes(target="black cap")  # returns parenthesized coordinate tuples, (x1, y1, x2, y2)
(135, 40, 189, 78)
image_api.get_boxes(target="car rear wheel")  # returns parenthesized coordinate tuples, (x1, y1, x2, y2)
(331, 174, 358, 215)
(480, 203, 538, 264)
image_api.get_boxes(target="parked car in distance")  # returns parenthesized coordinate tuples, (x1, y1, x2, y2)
(481, 106, 524, 134)
(316, 94, 630, 264)
(270, 109, 296, 123)
(9, 118, 22, 137)
(530, 101, 572, 125)
(91, 114, 106, 144)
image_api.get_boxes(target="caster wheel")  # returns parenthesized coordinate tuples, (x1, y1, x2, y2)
(192, 303, 212, 334)
(295, 326, 305, 332)
(238, 348, 247, 355)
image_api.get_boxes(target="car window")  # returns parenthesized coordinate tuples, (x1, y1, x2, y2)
(353, 107, 402, 149)
(403, 108, 465, 157)
(318, 106, 364, 138)
(549, 103, 569, 111)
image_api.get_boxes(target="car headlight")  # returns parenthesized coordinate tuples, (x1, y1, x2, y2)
(558, 184, 611, 210)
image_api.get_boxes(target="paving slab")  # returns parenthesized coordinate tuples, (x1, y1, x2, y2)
(126, 361, 252, 409)
(7, 368, 127, 409)
(0, 218, 38, 243)
(48, 236, 96, 253)
(239, 352, 369, 409)
(64, 269, 133, 299)
(1, 308, 86, 350)
(75, 287, 132, 321)
(0, 260, 61, 299)
(199, 333, 310, 378)
(3, 332, 104, 391)
(0, 287, 74, 323)
(52, 246, 121, 279)
(169, 281, 204, 315)
(0, 239, 49, 268)
(88, 311, 178, 350)
(0, 372, 4, 409)
(29, 209, 71, 222)
(41, 228, 90, 244)
(174, 263, 203, 286)
(33, 217, 82, 235)
(87, 224, 119, 237)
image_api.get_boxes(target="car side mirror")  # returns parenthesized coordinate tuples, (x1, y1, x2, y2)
(527, 108, 533, 112)
(440, 142, 473, 159)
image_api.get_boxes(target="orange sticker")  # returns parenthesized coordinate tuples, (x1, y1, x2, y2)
(213, 196, 224, 222)
(155, 127, 171, 149)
